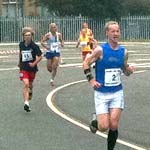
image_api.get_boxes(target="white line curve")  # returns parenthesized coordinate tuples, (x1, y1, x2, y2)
(46, 80, 147, 150)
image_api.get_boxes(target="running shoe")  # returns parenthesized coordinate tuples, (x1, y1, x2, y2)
(91, 63, 95, 69)
(29, 88, 33, 100)
(50, 79, 55, 86)
(89, 113, 98, 134)
(24, 104, 31, 112)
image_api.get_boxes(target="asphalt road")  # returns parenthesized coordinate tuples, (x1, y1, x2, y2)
(0, 60, 150, 150)
(1, 42, 150, 150)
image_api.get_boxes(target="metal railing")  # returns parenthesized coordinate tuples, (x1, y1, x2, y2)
(0, 16, 150, 43)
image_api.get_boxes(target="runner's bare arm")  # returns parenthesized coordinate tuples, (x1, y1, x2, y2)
(40, 33, 50, 50)
(83, 46, 102, 88)
(89, 29, 94, 39)
(58, 33, 64, 47)
(90, 38, 98, 49)
(76, 38, 80, 48)
(83, 46, 102, 69)
(29, 55, 42, 68)
(18, 51, 21, 69)
(123, 49, 135, 76)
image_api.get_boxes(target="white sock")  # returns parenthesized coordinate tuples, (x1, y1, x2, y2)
(50, 79, 54, 82)
(24, 100, 29, 106)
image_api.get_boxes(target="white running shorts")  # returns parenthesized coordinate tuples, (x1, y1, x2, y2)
(94, 89, 124, 115)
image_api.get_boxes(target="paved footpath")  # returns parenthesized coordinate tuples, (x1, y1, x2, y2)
(0, 60, 150, 150)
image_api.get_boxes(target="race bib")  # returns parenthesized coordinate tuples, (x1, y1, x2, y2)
(104, 68, 121, 86)
(80, 41, 87, 47)
(50, 43, 60, 53)
(22, 50, 33, 62)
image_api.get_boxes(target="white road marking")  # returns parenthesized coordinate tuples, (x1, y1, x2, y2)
(0, 61, 148, 149)
(0, 67, 18, 71)
(46, 80, 147, 150)
(0, 62, 148, 74)
(0, 56, 9, 58)
(59, 63, 82, 68)
(134, 70, 147, 74)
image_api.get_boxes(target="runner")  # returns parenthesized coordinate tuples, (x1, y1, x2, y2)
(81, 22, 95, 50)
(18, 27, 42, 112)
(41, 23, 64, 86)
(76, 28, 97, 61)
(83, 21, 135, 150)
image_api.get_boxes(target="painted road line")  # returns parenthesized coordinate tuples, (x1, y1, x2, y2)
(131, 54, 150, 56)
(59, 63, 82, 68)
(133, 59, 150, 61)
(0, 63, 148, 73)
(0, 63, 148, 72)
(0, 67, 18, 71)
(0, 64, 82, 71)
(134, 70, 147, 74)
(46, 80, 147, 150)
(0, 56, 9, 58)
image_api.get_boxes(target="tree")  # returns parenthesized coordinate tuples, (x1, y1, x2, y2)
(35, 0, 150, 18)
(36, 0, 123, 19)
(123, 0, 150, 16)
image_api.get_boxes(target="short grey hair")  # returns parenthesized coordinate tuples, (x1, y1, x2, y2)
(49, 23, 57, 28)
(105, 21, 119, 31)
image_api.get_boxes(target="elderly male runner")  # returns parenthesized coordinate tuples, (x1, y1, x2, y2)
(83, 21, 135, 150)
(41, 23, 64, 86)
